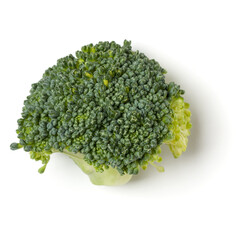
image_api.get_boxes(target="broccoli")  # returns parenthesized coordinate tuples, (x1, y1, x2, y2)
(10, 40, 191, 186)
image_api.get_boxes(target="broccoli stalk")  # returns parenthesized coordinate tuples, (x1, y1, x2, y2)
(61, 149, 132, 185)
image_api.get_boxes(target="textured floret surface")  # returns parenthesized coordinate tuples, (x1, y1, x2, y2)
(10, 40, 191, 176)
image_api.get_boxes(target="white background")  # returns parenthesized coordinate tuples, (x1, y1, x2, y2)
(0, 0, 239, 239)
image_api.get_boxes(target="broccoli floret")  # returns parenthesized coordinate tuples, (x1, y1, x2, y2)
(10, 40, 191, 186)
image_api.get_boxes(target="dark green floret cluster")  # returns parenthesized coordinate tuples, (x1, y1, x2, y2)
(10, 40, 191, 185)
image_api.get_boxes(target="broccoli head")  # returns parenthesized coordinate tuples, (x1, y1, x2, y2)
(10, 40, 191, 185)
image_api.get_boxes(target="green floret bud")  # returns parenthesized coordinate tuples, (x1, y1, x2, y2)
(10, 143, 23, 150)
(10, 40, 192, 185)
(38, 164, 47, 174)
(164, 97, 192, 158)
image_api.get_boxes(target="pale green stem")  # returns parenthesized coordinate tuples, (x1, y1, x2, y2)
(60, 149, 132, 186)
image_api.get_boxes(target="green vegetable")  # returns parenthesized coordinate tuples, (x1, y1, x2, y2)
(10, 40, 191, 186)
